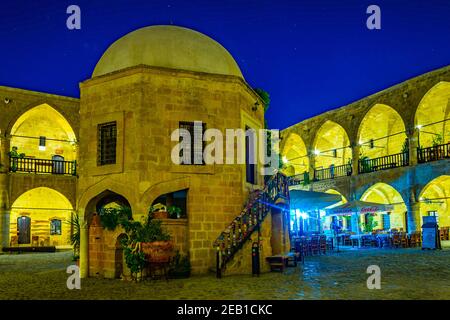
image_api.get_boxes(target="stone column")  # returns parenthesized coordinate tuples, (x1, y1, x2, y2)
(408, 126, 419, 166)
(351, 214, 360, 234)
(406, 202, 421, 233)
(0, 135, 10, 173)
(79, 212, 89, 278)
(351, 144, 360, 176)
(308, 152, 315, 182)
(0, 210, 11, 249)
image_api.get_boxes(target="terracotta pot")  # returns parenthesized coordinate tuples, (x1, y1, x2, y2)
(152, 211, 168, 219)
(141, 241, 173, 263)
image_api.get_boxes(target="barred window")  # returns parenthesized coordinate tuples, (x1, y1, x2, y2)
(97, 122, 117, 166)
(179, 121, 206, 165)
(50, 219, 62, 235)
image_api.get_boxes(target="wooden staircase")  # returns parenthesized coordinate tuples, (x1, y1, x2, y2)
(213, 172, 290, 278)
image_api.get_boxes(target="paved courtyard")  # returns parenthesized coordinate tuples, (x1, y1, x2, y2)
(0, 247, 449, 300)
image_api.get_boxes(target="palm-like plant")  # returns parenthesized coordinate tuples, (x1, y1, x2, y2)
(66, 213, 81, 258)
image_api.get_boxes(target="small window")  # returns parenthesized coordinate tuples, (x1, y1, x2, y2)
(179, 121, 206, 165)
(97, 122, 117, 166)
(245, 126, 257, 184)
(50, 219, 62, 235)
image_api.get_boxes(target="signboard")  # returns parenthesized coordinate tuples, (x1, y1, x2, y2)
(55, 149, 64, 155)
(422, 216, 440, 250)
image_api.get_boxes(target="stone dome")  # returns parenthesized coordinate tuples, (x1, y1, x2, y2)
(92, 25, 243, 78)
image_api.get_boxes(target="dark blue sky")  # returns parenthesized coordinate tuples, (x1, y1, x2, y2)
(1, 0, 450, 129)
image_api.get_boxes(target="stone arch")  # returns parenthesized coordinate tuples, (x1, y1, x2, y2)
(415, 81, 450, 148)
(10, 187, 73, 247)
(78, 178, 138, 217)
(357, 103, 408, 159)
(281, 132, 309, 176)
(6, 102, 78, 139)
(7, 103, 78, 162)
(9, 181, 76, 210)
(360, 182, 407, 231)
(139, 177, 190, 214)
(312, 120, 352, 169)
(418, 175, 450, 228)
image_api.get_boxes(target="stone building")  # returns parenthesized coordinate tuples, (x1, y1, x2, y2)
(281, 66, 450, 234)
(0, 25, 290, 278)
(0, 24, 448, 279)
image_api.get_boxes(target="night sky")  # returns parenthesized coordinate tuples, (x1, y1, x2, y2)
(1, 0, 450, 129)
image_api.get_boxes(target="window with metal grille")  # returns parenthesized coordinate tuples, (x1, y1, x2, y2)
(179, 121, 206, 165)
(97, 122, 117, 166)
(50, 219, 62, 235)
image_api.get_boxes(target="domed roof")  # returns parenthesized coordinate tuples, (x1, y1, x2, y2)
(92, 25, 243, 78)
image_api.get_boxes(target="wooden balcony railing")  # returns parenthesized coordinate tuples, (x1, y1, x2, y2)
(418, 143, 450, 163)
(288, 172, 309, 186)
(314, 163, 352, 181)
(9, 156, 77, 176)
(358, 152, 409, 174)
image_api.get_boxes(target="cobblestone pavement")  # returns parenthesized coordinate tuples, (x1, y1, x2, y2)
(1, 247, 449, 300)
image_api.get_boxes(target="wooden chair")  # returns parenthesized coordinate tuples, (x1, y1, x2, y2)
(391, 233, 401, 248)
(400, 233, 408, 248)
(319, 235, 327, 254)
(31, 235, 39, 247)
(10, 236, 19, 247)
(343, 234, 352, 246)
(310, 236, 320, 255)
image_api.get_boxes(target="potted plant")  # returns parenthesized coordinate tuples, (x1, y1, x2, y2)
(120, 212, 172, 281)
(66, 213, 81, 266)
(167, 205, 182, 219)
(150, 203, 168, 219)
(99, 206, 132, 230)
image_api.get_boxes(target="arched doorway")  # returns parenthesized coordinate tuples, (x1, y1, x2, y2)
(84, 190, 132, 278)
(360, 183, 407, 232)
(115, 233, 128, 279)
(10, 187, 73, 248)
(419, 176, 450, 229)
(313, 121, 352, 180)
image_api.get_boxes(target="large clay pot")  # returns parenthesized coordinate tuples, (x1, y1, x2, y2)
(152, 211, 168, 219)
(141, 241, 173, 263)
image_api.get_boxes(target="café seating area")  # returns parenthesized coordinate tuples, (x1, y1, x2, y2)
(337, 229, 423, 248)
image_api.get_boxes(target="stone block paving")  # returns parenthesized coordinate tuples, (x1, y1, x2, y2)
(0, 248, 449, 300)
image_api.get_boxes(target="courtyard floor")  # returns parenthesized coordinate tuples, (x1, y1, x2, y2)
(0, 247, 449, 300)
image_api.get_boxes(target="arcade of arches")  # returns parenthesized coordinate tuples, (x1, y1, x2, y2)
(9, 187, 73, 248)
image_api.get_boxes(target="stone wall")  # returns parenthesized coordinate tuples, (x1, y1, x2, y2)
(78, 65, 266, 275)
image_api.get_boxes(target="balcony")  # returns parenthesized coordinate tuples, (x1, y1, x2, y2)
(418, 143, 450, 164)
(358, 152, 409, 174)
(9, 156, 77, 176)
(288, 172, 309, 186)
(313, 163, 352, 181)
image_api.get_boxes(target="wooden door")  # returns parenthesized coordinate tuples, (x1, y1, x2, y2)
(17, 216, 31, 244)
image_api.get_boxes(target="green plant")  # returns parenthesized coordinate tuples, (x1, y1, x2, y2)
(168, 251, 191, 278)
(120, 212, 172, 280)
(66, 213, 81, 257)
(401, 138, 409, 153)
(359, 155, 372, 172)
(432, 134, 443, 147)
(362, 214, 378, 233)
(167, 205, 182, 219)
(99, 206, 132, 231)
